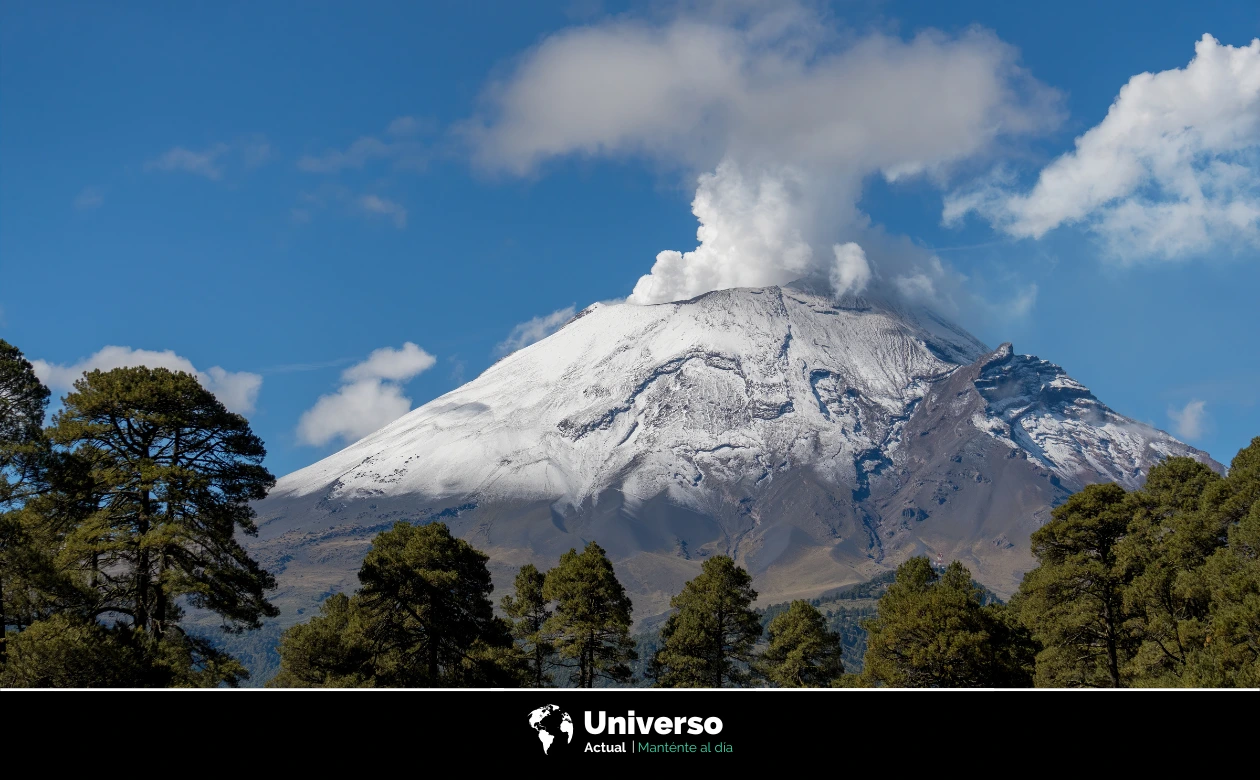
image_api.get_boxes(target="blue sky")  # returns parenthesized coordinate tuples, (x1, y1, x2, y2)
(2, 0, 1258, 477)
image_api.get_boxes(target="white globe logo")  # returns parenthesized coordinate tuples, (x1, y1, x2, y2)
(527, 704, 574, 755)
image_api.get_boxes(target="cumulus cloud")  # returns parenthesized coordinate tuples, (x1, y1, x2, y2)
(467, 4, 1059, 309)
(297, 342, 436, 447)
(945, 35, 1260, 261)
(73, 187, 103, 210)
(358, 194, 408, 228)
(342, 342, 436, 382)
(31, 346, 262, 414)
(298, 116, 427, 173)
(1168, 399, 1210, 440)
(495, 306, 577, 354)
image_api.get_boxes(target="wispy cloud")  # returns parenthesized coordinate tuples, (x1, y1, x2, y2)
(496, 306, 577, 355)
(145, 136, 273, 180)
(73, 187, 104, 210)
(242, 135, 273, 168)
(358, 194, 407, 228)
(297, 116, 428, 174)
(1168, 399, 1210, 440)
(145, 143, 231, 179)
(262, 357, 355, 374)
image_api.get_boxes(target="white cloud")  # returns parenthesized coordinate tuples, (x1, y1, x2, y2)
(31, 345, 262, 414)
(342, 342, 435, 382)
(467, 4, 1059, 308)
(298, 117, 426, 173)
(297, 342, 436, 447)
(358, 194, 408, 228)
(1168, 399, 1209, 440)
(296, 379, 413, 448)
(945, 35, 1260, 261)
(495, 306, 577, 354)
(73, 187, 103, 210)
(145, 144, 230, 179)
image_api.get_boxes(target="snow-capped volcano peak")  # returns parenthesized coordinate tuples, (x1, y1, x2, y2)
(274, 282, 989, 506)
(256, 282, 1215, 620)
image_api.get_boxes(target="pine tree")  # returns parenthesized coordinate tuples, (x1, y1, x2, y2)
(1, 341, 77, 669)
(355, 520, 517, 686)
(1195, 438, 1260, 686)
(1018, 483, 1136, 687)
(502, 563, 554, 687)
(543, 541, 636, 687)
(862, 558, 1020, 687)
(757, 600, 843, 687)
(0, 339, 50, 512)
(651, 555, 760, 687)
(1118, 457, 1224, 684)
(44, 367, 277, 684)
(269, 593, 371, 687)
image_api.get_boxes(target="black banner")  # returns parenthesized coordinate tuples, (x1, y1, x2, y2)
(7, 685, 1232, 759)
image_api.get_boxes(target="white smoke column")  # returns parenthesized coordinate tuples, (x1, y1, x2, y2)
(629, 161, 816, 304)
(829, 242, 872, 297)
(471, 5, 1062, 313)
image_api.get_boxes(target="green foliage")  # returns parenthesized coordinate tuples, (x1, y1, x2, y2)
(1, 613, 247, 688)
(0, 339, 51, 512)
(1, 614, 148, 687)
(1118, 457, 1224, 684)
(1016, 444, 1260, 687)
(273, 522, 520, 688)
(862, 557, 1035, 687)
(2, 359, 277, 687)
(502, 563, 555, 687)
(1018, 483, 1135, 687)
(543, 541, 637, 687)
(757, 600, 844, 687)
(651, 556, 760, 687)
(48, 367, 278, 640)
(357, 521, 516, 686)
(270, 593, 371, 687)
(1194, 438, 1260, 686)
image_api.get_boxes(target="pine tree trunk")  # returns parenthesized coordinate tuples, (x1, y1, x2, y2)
(1104, 595, 1121, 688)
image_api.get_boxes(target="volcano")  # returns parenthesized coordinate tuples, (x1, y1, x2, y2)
(249, 281, 1217, 627)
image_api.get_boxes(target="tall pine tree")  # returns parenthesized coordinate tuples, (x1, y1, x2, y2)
(543, 542, 636, 687)
(1118, 457, 1224, 684)
(1018, 483, 1136, 687)
(45, 367, 278, 684)
(1196, 438, 1260, 686)
(355, 521, 516, 686)
(863, 557, 1034, 687)
(757, 600, 844, 687)
(651, 556, 760, 687)
(502, 563, 555, 687)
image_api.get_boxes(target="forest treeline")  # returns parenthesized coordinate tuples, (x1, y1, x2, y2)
(269, 436, 1260, 688)
(2, 337, 1258, 687)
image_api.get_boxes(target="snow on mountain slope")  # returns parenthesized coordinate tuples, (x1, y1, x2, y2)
(250, 281, 1217, 630)
(274, 283, 986, 510)
(970, 344, 1198, 491)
